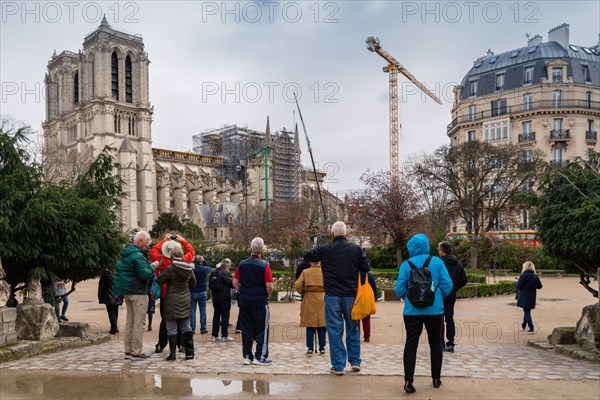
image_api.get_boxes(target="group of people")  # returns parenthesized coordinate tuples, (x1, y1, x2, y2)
(101, 220, 543, 394)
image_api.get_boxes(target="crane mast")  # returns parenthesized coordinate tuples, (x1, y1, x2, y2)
(366, 36, 442, 177)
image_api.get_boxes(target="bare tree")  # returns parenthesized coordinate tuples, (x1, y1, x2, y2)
(412, 141, 543, 269)
(346, 170, 423, 265)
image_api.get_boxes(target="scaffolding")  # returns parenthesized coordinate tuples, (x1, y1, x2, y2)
(191, 120, 301, 203)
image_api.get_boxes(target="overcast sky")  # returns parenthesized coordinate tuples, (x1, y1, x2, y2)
(2, 1, 599, 194)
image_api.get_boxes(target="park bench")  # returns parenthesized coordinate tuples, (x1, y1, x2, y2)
(537, 269, 565, 277)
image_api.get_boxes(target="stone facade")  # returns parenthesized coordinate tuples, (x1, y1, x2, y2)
(43, 19, 344, 241)
(447, 24, 600, 232)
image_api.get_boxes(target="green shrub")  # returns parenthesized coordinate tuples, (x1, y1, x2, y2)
(456, 281, 516, 299)
(269, 289, 279, 302)
(466, 273, 486, 284)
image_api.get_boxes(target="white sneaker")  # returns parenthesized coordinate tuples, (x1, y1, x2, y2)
(252, 358, 272, 366)
(243, 357, 252, 365)
(211, 336, 218, 342)
(221, 336, 234, 342)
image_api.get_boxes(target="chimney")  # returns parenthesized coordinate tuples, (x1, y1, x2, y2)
(527, 34, 543, 46)
(548, 23, 570, 49)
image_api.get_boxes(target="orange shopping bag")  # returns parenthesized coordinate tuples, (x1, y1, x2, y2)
(351, 273, 377, 320)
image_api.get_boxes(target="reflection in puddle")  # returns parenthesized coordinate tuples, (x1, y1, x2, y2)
(152, 375, 297, 396)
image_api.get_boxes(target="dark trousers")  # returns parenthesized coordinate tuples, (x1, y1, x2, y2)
(522, 308, 533, 331)
(157, 299, 182, 349)
(403, 314, 444, 381)
(106, 304, 119, 332)
(441, 292, 457, 347)
(239, 304, 270, 361)
(211, 300, 232, 338)
(306, 327, 327, 351)
(358, 316, 371, 340)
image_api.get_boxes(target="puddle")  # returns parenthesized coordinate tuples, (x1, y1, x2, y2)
(155, 376, 298, 396)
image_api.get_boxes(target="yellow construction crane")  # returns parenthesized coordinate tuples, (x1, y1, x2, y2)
(366, 36, 442, 177)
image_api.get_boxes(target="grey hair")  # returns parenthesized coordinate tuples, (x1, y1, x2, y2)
(133, 230, 150, 245)
(438, 241, 452, 255)
(221, 258, 232, 267)
(250, 237, 265, 255)
(331, 221, 347, 237)
(522, 261, 536, 273)
(170, 247, 184, 259)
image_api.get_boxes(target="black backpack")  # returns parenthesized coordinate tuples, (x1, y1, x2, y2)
(407, 256, 437, 308)
(208, 270, 223, 292)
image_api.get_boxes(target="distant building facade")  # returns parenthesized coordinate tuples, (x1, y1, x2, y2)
(43, 18, 343, 241)
(447, 23, 600, 232)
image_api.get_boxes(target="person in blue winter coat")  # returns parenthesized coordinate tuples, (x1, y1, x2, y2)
(395, 233, 453, 394)
(516, 261, 543, 333)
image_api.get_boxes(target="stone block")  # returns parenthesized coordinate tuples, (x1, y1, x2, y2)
(16, 302, 59, 341)
(548, 326, 576, 345)
(0, 307, 17, 323)
(56, 322, 91, 339)
(575, 302, 600, 351)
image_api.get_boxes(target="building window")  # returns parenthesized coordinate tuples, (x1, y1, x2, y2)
(522, 120, 532, 134)
(73, 73, 79, 105)
(491, 98, 507, 116)
(552, 67, 562, 83)
(553, 118, 563, 132)
(467, 130, 476, 142)
(495, 73, 505, 92)
(587, 91, 593, 109)
(522, 209, 530, 229)
(552, 90, 561, 108)
(125, 56, 133, 103)
(553, 147, 563, 163)
(468, 104, 476, 121)
(128, 116, 135, 136)
(524, 66, 533, 85)
(523, 179, 532, 192)
(522, 93, 533, 112)
(582, 65, 591, 83)
(111, 52, 119, 100)
(213, 228, 218, 239)
(469, 80, 478, 97)
(114, 114, 121, 133)
(213, 212, 219, 224)
(483, 120, 509, 141)
(67, 126, 76, 143)
(522, 149, 533, 162)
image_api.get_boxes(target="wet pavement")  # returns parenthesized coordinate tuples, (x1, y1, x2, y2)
(1, 339, 598, 380)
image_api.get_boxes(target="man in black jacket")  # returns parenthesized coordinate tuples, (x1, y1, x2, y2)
(438, 241, 468, 352)
(303, 221, 370, 375)
(209, 258, 234, 342)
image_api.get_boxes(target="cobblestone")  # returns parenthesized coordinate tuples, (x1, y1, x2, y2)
(0, 340, 598, 380)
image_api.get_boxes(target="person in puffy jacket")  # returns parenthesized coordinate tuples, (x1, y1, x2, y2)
(98, 268, 123, 335)
(516, 261, 543, 333)
(437, 241, 468, 353)
(395, 234, 452, 394)
(157, 246, 196, 361)
(113, 230, 158, 361)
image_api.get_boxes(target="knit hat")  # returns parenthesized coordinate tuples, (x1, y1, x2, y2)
(161, 240, 182, 258)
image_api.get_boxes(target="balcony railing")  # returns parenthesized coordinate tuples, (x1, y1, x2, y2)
(550, 129, 570, 141)
(550, 160, 570, 166)
(447, 99, 600, 133)
(586, 131, 597, 141)
(518, 132, 536, 142)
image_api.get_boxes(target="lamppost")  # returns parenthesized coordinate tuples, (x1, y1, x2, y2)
(236, 160, 249, 243)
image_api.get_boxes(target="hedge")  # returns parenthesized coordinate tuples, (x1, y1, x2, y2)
(457, 281, 516, 299)
(467, 273, 486, 284)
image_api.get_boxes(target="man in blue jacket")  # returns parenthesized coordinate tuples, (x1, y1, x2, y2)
(395, 233, 452, 394)
(304, 221, 370, 375)
(190, 255, 211, 334)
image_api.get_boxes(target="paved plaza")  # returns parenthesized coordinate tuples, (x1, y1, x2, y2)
(1, 338, 598, 380)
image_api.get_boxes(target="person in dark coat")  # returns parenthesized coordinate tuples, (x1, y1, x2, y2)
(157, 246, 197, 361)
(437, 241, 468, 352)
(210, 258, 235, 342)
(516, 261, 543, 333)
(358, 271, 378, 342)
(98, 268, 124, 335)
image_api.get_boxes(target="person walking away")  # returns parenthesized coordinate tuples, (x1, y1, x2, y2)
(395, 233, 453, 393)
(295, 261, 327, 356)
(113, 230, 158, 361)
(516, 261, 543, 333)
(209, 258, 235, 342)
(157, 246, 197, 361)
(437, 241, 467, 352)
(358, 271, 378, 342)
(98, 268, 123, 334)
(150, 233, 195, 353)
(303, 221, 370, 375)
(233, 237, 274, 366)
(190, 255, 211, 334)
(52, 280, 69, 321)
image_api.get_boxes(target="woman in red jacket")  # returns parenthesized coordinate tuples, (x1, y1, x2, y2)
(150, 233, 195, 352)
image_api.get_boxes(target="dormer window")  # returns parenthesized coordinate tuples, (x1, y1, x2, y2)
(213, 212, 219, 224)
(495, 73, 505, 92)
(524, 66, 533, 85)
(582, 65, 591, 83)
(227, 213, 234, 224)
(552, 67, 562, 83)
(469, 80, 478, 97)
